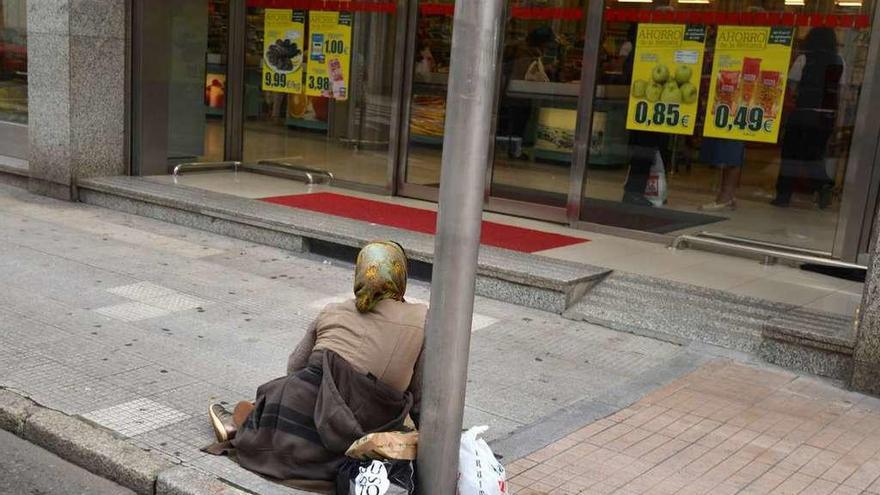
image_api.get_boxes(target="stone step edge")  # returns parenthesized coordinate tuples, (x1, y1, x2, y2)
(76, 177, 608, 289)
(0, 162, 28, 177)
(0, 388, 260, 495)
(761, 324, 856, 355)
(77, 177, 611, 313)
(568, 271, 857, 379)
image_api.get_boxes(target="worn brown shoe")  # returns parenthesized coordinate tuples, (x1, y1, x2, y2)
(208, 403, 236, 442)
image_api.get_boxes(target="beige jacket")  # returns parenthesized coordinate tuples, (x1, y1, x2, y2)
(287, 299, 428, 420)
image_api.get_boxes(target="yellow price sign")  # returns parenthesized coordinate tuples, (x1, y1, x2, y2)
(305, 11, 352, 100)
(262, 9, 305, 94)
(626, 24, 707, 136)
(703, 26, 794, 143)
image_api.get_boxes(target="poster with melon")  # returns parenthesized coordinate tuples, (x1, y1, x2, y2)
(626, 24, 706, 136)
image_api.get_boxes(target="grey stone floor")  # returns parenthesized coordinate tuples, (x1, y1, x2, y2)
(0, 183, 721, 493)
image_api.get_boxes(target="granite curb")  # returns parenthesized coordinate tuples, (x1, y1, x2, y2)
(0, 388, 251, 495)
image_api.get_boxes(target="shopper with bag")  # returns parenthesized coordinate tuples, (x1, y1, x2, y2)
(498, 26, 559, 158)
(620, 23, 671, 207)
(203, 241, 428, 493)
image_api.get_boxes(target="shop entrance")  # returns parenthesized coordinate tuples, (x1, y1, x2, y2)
(132, 0, 880, 263)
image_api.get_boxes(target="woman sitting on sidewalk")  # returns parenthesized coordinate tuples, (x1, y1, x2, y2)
(204, 241, 427, 492)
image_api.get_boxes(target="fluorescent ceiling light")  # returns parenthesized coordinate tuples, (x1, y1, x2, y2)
(836, 1, 862, 6)
(785, 0, 805, 5)
(678, 0, 710, 4)
(617, 0, 653, 3)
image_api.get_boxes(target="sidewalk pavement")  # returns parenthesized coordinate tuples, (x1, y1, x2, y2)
(507, 360, 880, 495)
(0, 181, 877, 495)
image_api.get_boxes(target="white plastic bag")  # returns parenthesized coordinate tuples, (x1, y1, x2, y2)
(524, 58, 550, 82)
(457, 426, 508, 495)
(644, 150, 668, 207)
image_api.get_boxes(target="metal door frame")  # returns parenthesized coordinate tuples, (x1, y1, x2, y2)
(834, 1, 880, 263)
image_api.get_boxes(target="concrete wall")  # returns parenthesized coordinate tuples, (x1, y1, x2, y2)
(27, 0, 127, 200)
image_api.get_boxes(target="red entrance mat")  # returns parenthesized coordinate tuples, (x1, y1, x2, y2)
(262, 192, 588, 253)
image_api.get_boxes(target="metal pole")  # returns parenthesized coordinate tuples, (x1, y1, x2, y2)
(417, 1, 504, 493)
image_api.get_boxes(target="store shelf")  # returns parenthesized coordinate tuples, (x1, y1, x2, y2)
(410, 134, 444, 146)
(507, 80, 580, 98)
(206, 106, 224, 117)
(533, 148, 571, 164)
(286, 117, 328, 131)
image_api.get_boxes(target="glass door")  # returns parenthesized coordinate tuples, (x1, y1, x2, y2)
(398, 0, 592, 222)
(487, 1, 589, 220)
(240, 1, 401, 189)
(577, 0, 879, 254)
(132, 0, 227, 175)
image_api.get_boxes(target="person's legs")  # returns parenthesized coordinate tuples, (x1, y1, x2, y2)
(209, 400, 254, 442)
(719, 166, 742, 203)
(623, 132, 658, 205)
(233, 401, 255, 429)
(774, 126, 805, 206)
(802, 127, 834, 209)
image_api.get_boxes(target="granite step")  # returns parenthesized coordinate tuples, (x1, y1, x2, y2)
(77, 176, 609, 314)
(565, 270, 857, 379)
(761, 308, 856, 380)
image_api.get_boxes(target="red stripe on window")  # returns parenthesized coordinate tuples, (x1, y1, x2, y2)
(419, 3, 454, 16)
(420, 4, 582, 19)
(246, 0, 396, 12)
(510, 7, 583, 20)
(602, 9, 871, 29)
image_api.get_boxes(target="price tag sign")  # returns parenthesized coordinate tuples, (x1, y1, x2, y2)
(305, 11, 352, 100)
(703, 26, 794, 143)
(626, 24, 707, 136)
(261, 9, 305, 94)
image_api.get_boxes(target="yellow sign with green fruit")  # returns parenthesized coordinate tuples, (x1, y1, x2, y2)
(626, 24, 707, 136)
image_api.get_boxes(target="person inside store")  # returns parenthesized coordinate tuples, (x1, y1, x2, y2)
(498, 26, 560, 158)
(621, 23, 671, 207)
(698, 138, 747, 211)
(772, 26, 844, 209)
(414, 41, 436, 81)
(203, 241, 427, 491)
(698, 26, 747, 212)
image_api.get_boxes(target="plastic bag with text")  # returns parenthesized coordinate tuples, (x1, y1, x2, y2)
(457, 426, 508, 495)
(336, 458, 416, 495)
(644, 150, 668, 207)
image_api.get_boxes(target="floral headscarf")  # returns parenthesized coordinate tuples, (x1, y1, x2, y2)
(354, 241, 408, 313)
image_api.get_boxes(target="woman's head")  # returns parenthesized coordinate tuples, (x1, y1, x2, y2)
(354, 241, 408, 313)
(804, 27, 838, 55)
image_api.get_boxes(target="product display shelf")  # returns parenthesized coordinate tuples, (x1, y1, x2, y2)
(286, 117, 329, 131)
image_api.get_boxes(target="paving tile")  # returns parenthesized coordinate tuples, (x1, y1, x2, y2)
(93, 301, 171, 322)
(107, 281, 179, 300)
(83, 398, 190, 437)
(800, 478, 840, 495)
(771, 472, 818, 494)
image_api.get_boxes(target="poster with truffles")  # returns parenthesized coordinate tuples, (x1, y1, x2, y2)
(626, 24, 706, 136)
(703, 26, 794, 143)
(261, 9, 305, 94)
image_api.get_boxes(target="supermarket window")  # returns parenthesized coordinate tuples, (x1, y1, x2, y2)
(0, 0, 27, 124)
(582, 1, 875, 253)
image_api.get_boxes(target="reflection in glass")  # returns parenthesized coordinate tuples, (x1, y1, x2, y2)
(242, 6, 398, 187)
(0, 0, 27, 124)
(582, 1, 876, 252)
